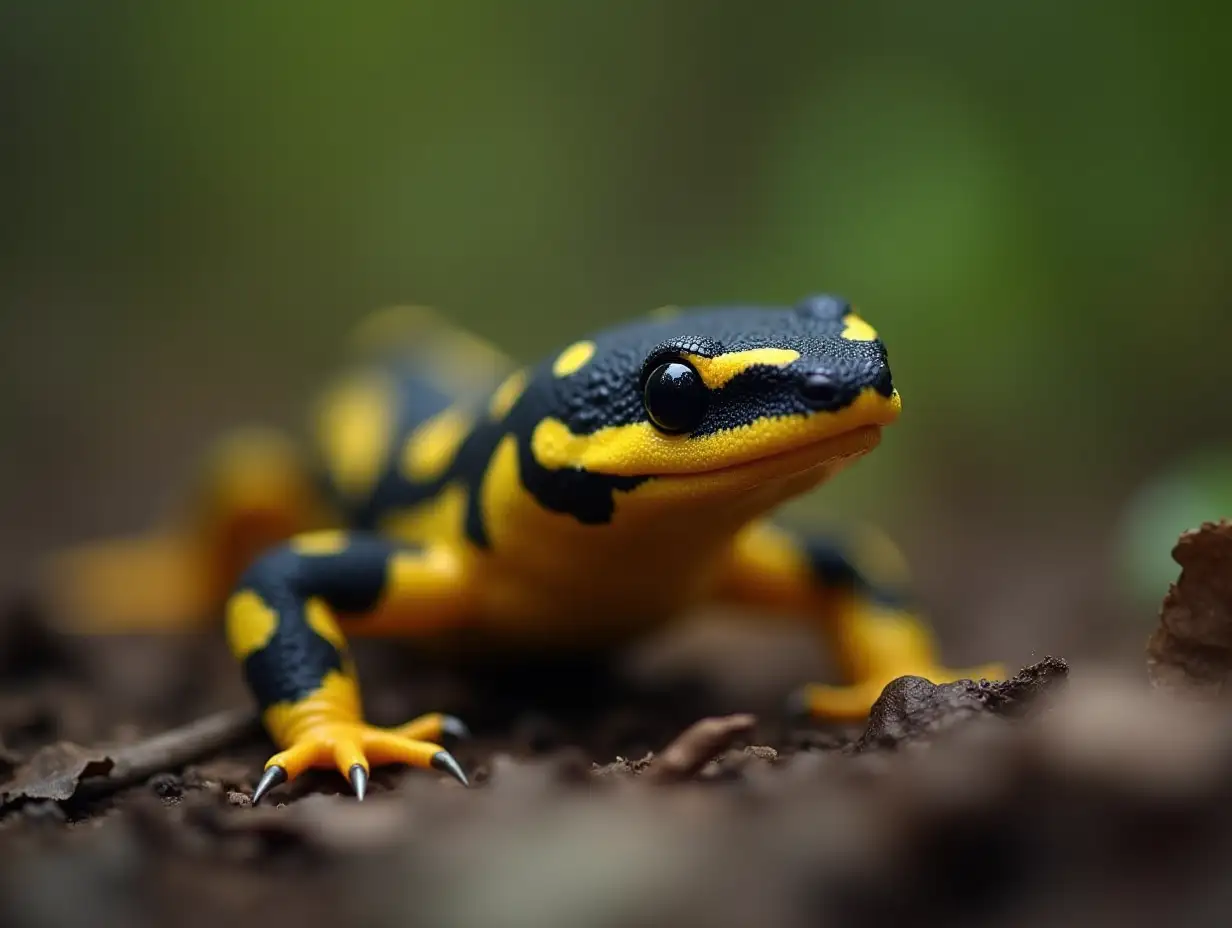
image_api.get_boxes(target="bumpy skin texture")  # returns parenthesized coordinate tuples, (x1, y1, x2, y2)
(234, 536, 403, 709)
(320, 296, 891, 548)
(102, 295, 1006, 800)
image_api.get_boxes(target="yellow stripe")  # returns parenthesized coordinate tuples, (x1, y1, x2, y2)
(552, 340, 596, 377)
(679, 348, 799, 389)
(225, 590, 279, 659)
(530, 387, 900, 476)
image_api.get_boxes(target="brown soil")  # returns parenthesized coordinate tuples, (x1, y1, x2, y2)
(4, 524, 1232, 928)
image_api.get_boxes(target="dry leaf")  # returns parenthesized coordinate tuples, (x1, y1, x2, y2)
(0, 741, 114, 806)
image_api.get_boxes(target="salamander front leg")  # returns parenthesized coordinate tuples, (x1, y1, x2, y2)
(225, 531, 474, 803)
(715, 522, 1004, 721)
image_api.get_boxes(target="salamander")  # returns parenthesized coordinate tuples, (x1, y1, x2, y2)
(44, 296, 1003, 802)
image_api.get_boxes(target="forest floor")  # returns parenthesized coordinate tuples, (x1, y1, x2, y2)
(3, 523, 1232, 928)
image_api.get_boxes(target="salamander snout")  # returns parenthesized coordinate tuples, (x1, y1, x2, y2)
(796, 353, 893, 411)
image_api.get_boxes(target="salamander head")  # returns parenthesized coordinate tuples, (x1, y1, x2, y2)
(527, 294, 900, 500)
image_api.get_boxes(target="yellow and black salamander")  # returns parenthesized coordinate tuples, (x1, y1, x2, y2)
(45, 295, 1003, 803)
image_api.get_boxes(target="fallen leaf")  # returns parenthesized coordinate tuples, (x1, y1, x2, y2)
(0, 708, 257, 812)
(0, 741, 114, 806)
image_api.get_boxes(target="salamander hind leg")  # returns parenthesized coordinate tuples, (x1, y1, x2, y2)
(225, 531, 474, 803)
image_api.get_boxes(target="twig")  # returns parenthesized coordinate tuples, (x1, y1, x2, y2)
(647, 714, 757, 783)
(76, 708, 261, 798)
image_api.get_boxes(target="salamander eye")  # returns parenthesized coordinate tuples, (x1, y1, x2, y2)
(643, 361, 709, 434)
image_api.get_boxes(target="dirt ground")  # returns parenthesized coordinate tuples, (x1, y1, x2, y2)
(4, 525, 1232, 928)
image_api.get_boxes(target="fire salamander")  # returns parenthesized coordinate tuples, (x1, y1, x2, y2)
(45, 295, 1003, 803)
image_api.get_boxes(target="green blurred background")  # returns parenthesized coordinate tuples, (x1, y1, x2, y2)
(2, 1, 1229, 667)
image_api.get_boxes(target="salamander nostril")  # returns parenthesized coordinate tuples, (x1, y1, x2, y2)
(799, 371, 840, 408)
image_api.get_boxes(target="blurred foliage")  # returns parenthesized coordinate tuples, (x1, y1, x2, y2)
(1, 0, 1230, 610)
(1119, 451, 1232, 605)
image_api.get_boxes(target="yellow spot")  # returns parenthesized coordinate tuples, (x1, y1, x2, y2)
(347, 305, 513, 405)
(291, 530, 351, 556)
(225, 590, 279, 660)
(381, 483, 469, 546)
(314, 373, 396, 501)
(438, 326, 512, 372)
(648, 305, 681, 320)
(739, 522, 812, 578)
(305, 597, 349, 650)
(401, 407, 473, 483)
(479, 435, 523, 550)
(850, 524, 911, 587)
(349, 304, 444, 353)
(552, 340, 596, 378)
(722, 522, 814, 604)
(840, 314, 878, 341)
(488, 368, 530, 420)
(680, 348, 800, 389)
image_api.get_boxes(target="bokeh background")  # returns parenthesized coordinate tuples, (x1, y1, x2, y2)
(2, 1, 1230, 671)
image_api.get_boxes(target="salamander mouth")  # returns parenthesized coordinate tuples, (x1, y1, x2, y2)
(653, 423, 883, 485)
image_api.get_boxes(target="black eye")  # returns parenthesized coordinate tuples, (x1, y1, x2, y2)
(643, 361, 708, 434)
